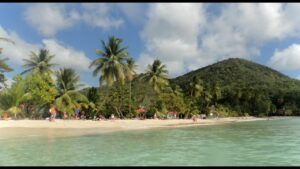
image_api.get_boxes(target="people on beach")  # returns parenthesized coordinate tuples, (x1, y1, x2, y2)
(110, 114, 115, 120)
(49, 106, 57, 121)
(1, 113, 8, 120)
(80, 111, 86, 120)
(192, 115, 197, 122)
(74, 108, 80, 119)
(153, 113, 158, 119)
(63, 112, 68, 120)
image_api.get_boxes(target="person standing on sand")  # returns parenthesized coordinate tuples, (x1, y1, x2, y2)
(63, 112, 68, 120)
(80, 111, 86, 120)
(49, 106, 57, 121)
(74, 108, 80, 119)
(110, 114, 115, 120)
(154, 113, 158, 119)
(192, 115, 197, 123)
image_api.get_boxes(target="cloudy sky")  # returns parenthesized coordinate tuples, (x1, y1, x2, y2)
(1, 3, 300, 87)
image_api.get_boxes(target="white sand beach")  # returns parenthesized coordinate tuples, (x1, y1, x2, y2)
(0, 117, 277, 130)
(0, 117, 289, 139)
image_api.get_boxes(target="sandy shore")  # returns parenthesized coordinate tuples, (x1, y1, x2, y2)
(0, 116, 278, 130)
(0, 117, 289, 138)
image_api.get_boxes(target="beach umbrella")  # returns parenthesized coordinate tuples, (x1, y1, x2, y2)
(167, 111, 177, 119)
(136, 108, 146, 113)
(136, 108, 146, 119)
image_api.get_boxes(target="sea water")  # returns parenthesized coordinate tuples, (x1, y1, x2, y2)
(0, 118, 299, 166)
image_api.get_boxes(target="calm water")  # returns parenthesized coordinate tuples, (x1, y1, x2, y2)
(0, 118, 300, 166)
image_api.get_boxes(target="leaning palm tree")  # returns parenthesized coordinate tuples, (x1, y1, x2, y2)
(21, 49, 57, 75)
(89, 36, 129, 88)
(54, 68, 88, 118)
(125, 58, 138, 114)
(141, 59, 169, 93)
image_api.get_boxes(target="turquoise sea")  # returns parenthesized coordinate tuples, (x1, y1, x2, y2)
(0, 118, 300, 166)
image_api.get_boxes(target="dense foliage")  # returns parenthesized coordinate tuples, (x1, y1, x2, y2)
(1, 36, 300, 119)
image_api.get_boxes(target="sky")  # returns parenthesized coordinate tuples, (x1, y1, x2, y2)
(1, 3, 300, 88)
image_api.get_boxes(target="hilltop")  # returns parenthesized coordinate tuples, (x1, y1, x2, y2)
(171, 58, 300, 93)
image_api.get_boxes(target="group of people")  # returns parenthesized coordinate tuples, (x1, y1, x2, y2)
(48, 106, 86, 121)
(48, 106, 200, 123)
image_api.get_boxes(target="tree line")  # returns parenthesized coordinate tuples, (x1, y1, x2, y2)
(0, 36, 299, 119)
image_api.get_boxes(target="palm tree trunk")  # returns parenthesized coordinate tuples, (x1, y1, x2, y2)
(99, 85, 109, 114)
(114, 106, 121, 118)
(120, 84, 124, 119)
(129, 80, 132, 115)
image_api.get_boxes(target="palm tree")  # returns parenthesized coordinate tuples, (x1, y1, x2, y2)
(171, 84, 184, 97)
(0, 58, 13, 87)
(188, 76, 203, 98)
(202, 90, 213, 109)
(21, 49, 57, 75)
(0, 37, 14, 87)
(89, 36, 129, 87)
(141, 59, 169, 93)
(186, 76, 203, 117)
(125, 58, 137, 114)
(89, 36, 129, 118)
(54, 68, 88, 118)
(211, 83, 221, 105)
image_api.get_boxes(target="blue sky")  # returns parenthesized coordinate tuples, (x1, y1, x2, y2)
(1, 3, 300, 88)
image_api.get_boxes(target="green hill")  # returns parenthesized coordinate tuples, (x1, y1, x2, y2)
(171, 58, 300, 93)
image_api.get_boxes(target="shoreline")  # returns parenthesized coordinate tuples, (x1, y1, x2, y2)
(0, 116, 290, 130)
(0, 116, 292, 138)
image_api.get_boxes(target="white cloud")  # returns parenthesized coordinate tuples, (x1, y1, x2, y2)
(24, 4, 79, 37)
(3, 76, 13, 88)
(268, 44, 300, 71)
(80, 3, 123, 30)
(0, 26, 40, 65)
(138, 3, 205, 77)
(0, 26, 91, 73)
(24, 3, 124, 37)
(136, 53, 154, 74)
(199, 3, 291, 60)
(117, 3, 146, 24)
(42, 39, 91, 72)
(138, 3, 300, 77)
